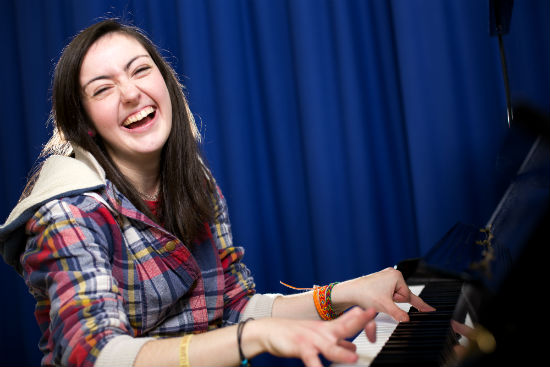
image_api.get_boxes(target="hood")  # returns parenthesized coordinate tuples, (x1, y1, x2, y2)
(0, 145, 106, 272)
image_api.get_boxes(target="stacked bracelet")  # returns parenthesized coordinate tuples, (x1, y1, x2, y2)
(237, 318, 254, 366)
(313, 282, 342, 320)
(179, 334, 192, 367)
(279, 280, 342, 321)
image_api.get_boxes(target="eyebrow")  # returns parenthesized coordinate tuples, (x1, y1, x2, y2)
(82, 54, 150, 90)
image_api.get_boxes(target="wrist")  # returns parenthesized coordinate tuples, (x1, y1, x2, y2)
(238, 319, 267, 364)
(331, 281, 354, 314)
(237, 318, 254, 366)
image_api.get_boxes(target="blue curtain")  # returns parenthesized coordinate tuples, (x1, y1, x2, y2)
(0, 1, 548, 365)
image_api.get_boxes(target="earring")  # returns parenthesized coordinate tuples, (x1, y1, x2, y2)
(88, 129, 96, 137)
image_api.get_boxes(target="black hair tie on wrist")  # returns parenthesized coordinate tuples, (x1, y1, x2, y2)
(237, 318, 254, 367)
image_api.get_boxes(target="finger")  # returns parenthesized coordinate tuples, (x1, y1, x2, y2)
(408, 293, 436, 312)
(391, 272, 412, 302)
(330, 307, 371, 338)
(337, 339, 357, 352)
(380, 300, 409, 323)
(365, 319, 376, 343)
(320, 341, 358, 365)
(364, 307, 378, 320)
(451, 320, 474, 337)
(302, 350, 323, 367)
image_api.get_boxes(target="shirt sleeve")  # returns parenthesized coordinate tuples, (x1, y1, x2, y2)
(21, 197, 134, 367)
(239, 293, 282, 320)
(94, 335, 153, 367)
(209, 186, 256, 325)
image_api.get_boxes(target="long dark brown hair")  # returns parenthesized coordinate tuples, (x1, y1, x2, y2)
(42, 19, 215, 244)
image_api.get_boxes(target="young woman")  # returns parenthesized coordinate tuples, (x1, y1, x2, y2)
(0, 19, 433, 367)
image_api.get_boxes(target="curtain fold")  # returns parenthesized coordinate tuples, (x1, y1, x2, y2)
(0, 1, 548, 366)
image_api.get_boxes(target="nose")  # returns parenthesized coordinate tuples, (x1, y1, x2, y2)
(119, 82, 140, 104)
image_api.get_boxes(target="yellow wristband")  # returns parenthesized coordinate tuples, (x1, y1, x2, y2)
(180, 334, 192, 367)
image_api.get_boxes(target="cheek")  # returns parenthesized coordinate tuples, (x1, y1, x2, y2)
(151, 73, 172, 113)
(85, 101, 116, 131)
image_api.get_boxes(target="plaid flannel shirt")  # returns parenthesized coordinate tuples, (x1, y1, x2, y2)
(20, 181, 255, 367)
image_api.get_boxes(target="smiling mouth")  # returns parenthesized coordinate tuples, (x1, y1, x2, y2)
(123, 106, 156, 129)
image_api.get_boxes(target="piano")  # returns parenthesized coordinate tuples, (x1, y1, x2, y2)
(339, 111, 549, 366)
(349, 281, 464, 366)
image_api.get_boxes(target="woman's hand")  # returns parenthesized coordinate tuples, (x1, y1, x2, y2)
(332, 267, 435, 322)
(254, 307, 377, 367)
(135, 307, 376, 367)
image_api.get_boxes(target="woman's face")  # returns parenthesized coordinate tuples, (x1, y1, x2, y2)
(80, 32, 172, 169)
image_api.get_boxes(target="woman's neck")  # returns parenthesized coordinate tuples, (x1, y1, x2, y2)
(110, 154, 161, 200)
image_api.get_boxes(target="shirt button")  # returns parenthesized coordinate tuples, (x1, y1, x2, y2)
(165, 240, 176, 252)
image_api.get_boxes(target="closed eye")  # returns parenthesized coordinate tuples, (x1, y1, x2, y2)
(93, 86, 111, 96)
(133, 65, 151, 76)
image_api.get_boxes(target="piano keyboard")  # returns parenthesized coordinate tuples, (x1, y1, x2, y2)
(335, 280, 463, 366)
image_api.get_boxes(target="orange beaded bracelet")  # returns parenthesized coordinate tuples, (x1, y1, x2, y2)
(313, 282, 342, 320)
(280, 281, 342, 321)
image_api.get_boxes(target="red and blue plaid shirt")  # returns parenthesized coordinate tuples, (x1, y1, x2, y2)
(21, 181, 255, 367)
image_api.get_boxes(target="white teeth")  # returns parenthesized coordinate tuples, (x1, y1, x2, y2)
(123, 106, 155, 126)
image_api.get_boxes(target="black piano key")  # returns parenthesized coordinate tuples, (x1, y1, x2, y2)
(370, 279, 463, 366)
(371, 355, 444, 367)
(391, 319, 453, 328)
(388, 330, 451, 338)
(372, 336, 455, 366)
